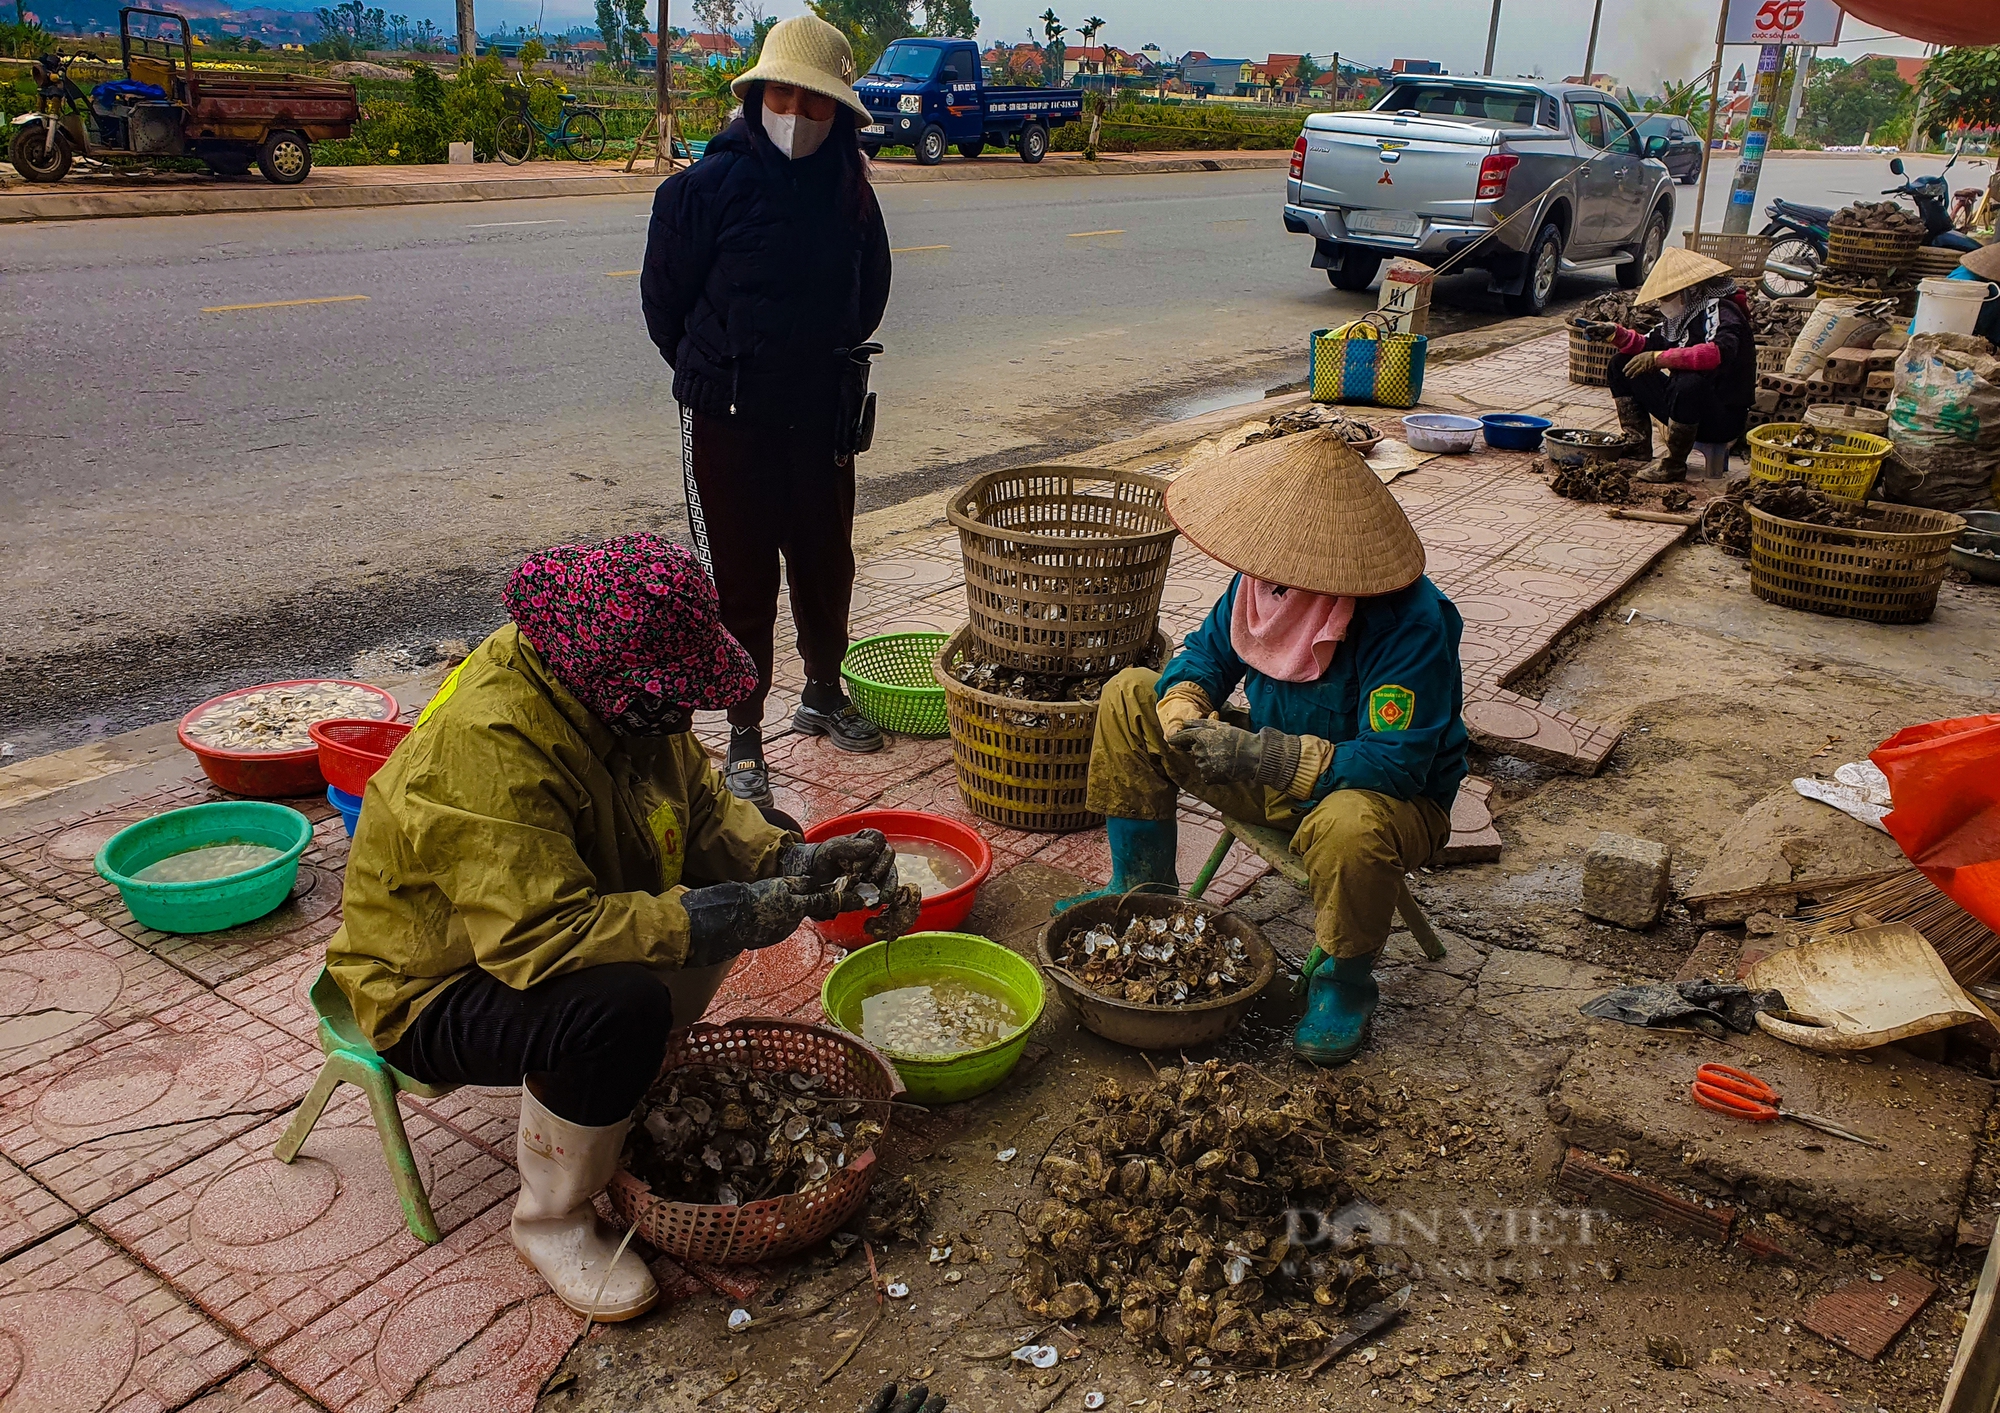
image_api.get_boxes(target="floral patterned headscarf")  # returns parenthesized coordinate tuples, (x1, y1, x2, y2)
(504, 534, 758, 732)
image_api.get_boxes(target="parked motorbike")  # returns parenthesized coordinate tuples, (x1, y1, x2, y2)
(1761, 147, 1981, 299)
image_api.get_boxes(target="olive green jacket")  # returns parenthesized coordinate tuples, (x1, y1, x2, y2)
(325, 624, 789, 1050)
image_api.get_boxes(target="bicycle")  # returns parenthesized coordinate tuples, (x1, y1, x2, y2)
(495, 76, 607, 164)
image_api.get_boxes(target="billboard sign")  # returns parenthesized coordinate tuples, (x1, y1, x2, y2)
(1724, 0, 1845, 45)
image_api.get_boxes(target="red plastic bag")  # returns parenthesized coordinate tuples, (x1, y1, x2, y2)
(1872, 714, 2000, 934)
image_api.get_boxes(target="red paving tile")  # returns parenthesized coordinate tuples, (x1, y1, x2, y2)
(184, 1366, 328, 1412)
(766, 732, 953, 804)
(874, 763, 1052, 871)
(265, 1205, 580, 1413)
(0, 991, 321, 1215)
(1024, 803, 1272, 907)
(0, 872, 205, 1080)
(97, 1093, 514, 1352)
(0, 1224, 252, 1413)
(0, 1152, 75, 1262)
(705, 928, 843, 1025)
(216, 949, 326, 1048)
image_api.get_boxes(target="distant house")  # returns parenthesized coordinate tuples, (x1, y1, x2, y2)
(1858, 53, 1927, 86)
(1561, 73, 1620, 92)
(1183, 55, 1251, 96)
(1063, 44, 1108, 81)
(680, 30, 741, 64)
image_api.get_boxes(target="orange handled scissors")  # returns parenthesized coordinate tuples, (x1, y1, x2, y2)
(1690, 1063, 1889, 1150)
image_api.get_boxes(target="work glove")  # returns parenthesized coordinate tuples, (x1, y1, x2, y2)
(1622, 349, 1662, 379)
(777, 830, 898, 892)
(1165, 719, 1305, 794)
(681, 877, 843, 968)
(1577, 319, 1620, 343)
(860, 1383, 947, 1413)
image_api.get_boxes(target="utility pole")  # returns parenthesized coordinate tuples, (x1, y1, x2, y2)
(1722, 43, 1783, 234)
(1482, 0, 1502, 76)
(1782, 46, 1809, 138)
(456, 0, 475, 70)
(1580, 0, 1604, 84)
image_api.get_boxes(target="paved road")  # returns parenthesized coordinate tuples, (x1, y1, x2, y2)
(2, 154, 1946, 756)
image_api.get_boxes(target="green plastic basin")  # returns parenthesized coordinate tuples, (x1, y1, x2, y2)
(820, 931, 1045, 1105)
(95, 801, 313, 934)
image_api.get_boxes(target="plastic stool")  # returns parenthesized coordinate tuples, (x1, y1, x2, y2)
(1695, 442, 1732, 480)
(1186, 817, 1445, 993)
(274, 967, 458, 1242)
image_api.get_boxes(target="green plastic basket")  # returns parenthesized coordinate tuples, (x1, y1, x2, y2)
(840, 632, 950, 736)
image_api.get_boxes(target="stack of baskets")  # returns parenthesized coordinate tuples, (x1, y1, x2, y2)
(936, 466, 1177, 832)
(1818, 209, 1922, 315)
(1747, 423, 1895, 504)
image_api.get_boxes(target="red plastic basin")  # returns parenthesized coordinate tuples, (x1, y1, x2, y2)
(804, 808, 994, 951)
(309, 718, 414, 796)
(178, 680, 398, 799)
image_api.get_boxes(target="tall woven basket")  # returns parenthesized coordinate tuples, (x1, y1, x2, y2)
(1825, 226, 1922, 276)
(607, 1019, 903, 1266)
(1747, 502, 1966, 624)
(1568, 326, 1614, 386)
(935, 626, 1168, 833)
(948, 466, 1177, 677)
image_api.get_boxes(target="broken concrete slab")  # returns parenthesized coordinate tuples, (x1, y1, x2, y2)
(1685, 786, 1911, 923)
(1475, 946, 1620, 1042)
(1439, 776, 1503, 865)
(1582, 831, 1672, 928)
(1549, 1024, 1991, 1255)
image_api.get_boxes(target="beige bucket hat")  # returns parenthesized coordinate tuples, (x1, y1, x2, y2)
(1165, 429, 1426, 597)
(730, 14, 870, 122)
(1634, 245, 1733, 305)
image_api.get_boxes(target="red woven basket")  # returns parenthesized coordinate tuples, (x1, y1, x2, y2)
(608, 1018, 905, 1265)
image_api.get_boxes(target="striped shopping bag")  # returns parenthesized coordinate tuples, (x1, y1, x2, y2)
(1310, 313, 1428, 409)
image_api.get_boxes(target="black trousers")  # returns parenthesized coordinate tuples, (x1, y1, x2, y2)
(381, 963, 673, 1127)
(682, 405, 857, 732)
(1605, 359, 1747, 443)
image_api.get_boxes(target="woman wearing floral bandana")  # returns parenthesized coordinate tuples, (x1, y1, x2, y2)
(326, 532, 913, 1323)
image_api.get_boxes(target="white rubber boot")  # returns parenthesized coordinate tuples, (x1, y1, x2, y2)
(512, 1085, 659, 1321)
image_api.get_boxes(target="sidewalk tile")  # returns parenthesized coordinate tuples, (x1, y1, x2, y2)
(1025, 804, 1270, 906)
(405, 1087, 519, 1170)
(0, 1224, 251, 1413)
(706, 928, 842, 1025)
(265, 1205, 580, 1413)
(765, 732, 952, 803)
(0, 873, 203, 1079)
(97, 1095, 513, 1351)
(0, 991, 320, 1214)
(217, 949, 326, 1047)
(0, 1153, 74, 1262)
(874, 763, 1052, 872)
(186, 1367, 328, 1412)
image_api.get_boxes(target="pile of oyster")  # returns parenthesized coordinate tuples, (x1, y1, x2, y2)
(1013, 1061, 1399, 1367)
(1056, 904, 1255, 1005)
(623, 1064, 883, 1207)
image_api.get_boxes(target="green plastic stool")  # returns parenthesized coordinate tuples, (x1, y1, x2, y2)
(273, 968, 458, 1243)
(1186, 816, 1446, 994)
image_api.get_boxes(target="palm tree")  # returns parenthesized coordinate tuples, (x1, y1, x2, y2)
(1078, 14, 1101, 74)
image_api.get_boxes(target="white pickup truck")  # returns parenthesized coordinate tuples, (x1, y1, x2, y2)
(1282, 77, 1678, 316)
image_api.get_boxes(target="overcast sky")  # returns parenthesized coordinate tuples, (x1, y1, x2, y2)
(478, 0, 1929, 85)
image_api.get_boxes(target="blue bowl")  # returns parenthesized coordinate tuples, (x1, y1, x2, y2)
(1480, 413, 1552, 452)
(327, 784, 363, 838)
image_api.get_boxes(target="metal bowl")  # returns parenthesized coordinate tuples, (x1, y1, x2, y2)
(1036, 893, 1275, 1050)
(1543, 426, 1634, 469)
(1949, 543, 2000, 585)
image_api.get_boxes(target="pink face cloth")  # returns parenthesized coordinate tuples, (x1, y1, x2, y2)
(1229, 577, 1356, 684)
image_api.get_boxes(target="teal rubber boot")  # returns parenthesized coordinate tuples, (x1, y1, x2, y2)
(1293, 953, 1379, 1066)
(1052, 817, 1178, 913)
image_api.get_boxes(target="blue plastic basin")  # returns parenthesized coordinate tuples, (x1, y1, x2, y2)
(327, 784, 363, 838)
(1481, 414, 1553, 452)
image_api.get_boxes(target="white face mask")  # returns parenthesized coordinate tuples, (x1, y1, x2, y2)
(764, 109, 834, 160)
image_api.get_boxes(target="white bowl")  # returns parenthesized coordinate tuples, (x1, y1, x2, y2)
(1401, 413, 1483, 455)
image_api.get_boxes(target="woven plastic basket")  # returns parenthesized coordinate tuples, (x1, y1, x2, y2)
(1911, 246, 1970, 279)
(607, 1019, 904, 1266)
(1747, 423, 1893, 503)
(1826, 226, 1922, 276)
(1682, 230, 1774, 280)
(1747, 501, 1966, 624)
(948, 466, 1176, 677)
(1815, 276, 1918, 316)
(934, 625, 1168, 833)
(1568, 327, 1614, 387)
(840, 632, 950, 736)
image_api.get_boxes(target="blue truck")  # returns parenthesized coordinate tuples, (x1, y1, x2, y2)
(854, 37, 1083, 166)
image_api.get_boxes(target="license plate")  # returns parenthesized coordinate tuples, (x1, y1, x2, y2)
(862, 123, 886, 135)
(1347, 210, 1421, 237)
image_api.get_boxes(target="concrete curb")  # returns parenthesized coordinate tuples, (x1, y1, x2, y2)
(0, 151, 1287, 223)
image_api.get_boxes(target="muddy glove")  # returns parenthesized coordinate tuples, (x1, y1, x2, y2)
(1166, 718, 1304, 793)
(1623, 349, 1662, 378)
(777, 830, 897, 891)
(680, 878, 834, 968)
(1576, 319, 1620, 343)
(860, 1383, 947, 1413)
(864, 883, 925, 944)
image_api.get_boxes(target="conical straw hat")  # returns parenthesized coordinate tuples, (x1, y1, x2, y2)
(1960, 241, 2000, 282)
(1165, 428, 1425, 596)
(1634, 245, 1733, 305)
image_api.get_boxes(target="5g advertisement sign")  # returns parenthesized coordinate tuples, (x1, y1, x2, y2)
(1724, 0, 1845, 45)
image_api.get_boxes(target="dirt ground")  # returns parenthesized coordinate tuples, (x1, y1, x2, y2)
(548, 541, 2000, 1413)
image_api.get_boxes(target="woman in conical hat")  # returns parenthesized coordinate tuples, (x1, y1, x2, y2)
(1055, 429, 1469, 1068)
(1581, 245, 1756, 484)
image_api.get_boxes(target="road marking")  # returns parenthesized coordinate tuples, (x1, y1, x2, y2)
(201, 295, 369, 313)
(1068, 228, 1125, 238)
(606, 269, 642, 277)
(466, 218, 567, 228)
(891, 244, 950, 254)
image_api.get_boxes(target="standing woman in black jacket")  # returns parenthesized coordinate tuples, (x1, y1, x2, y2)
(641, 13, 893, 806)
